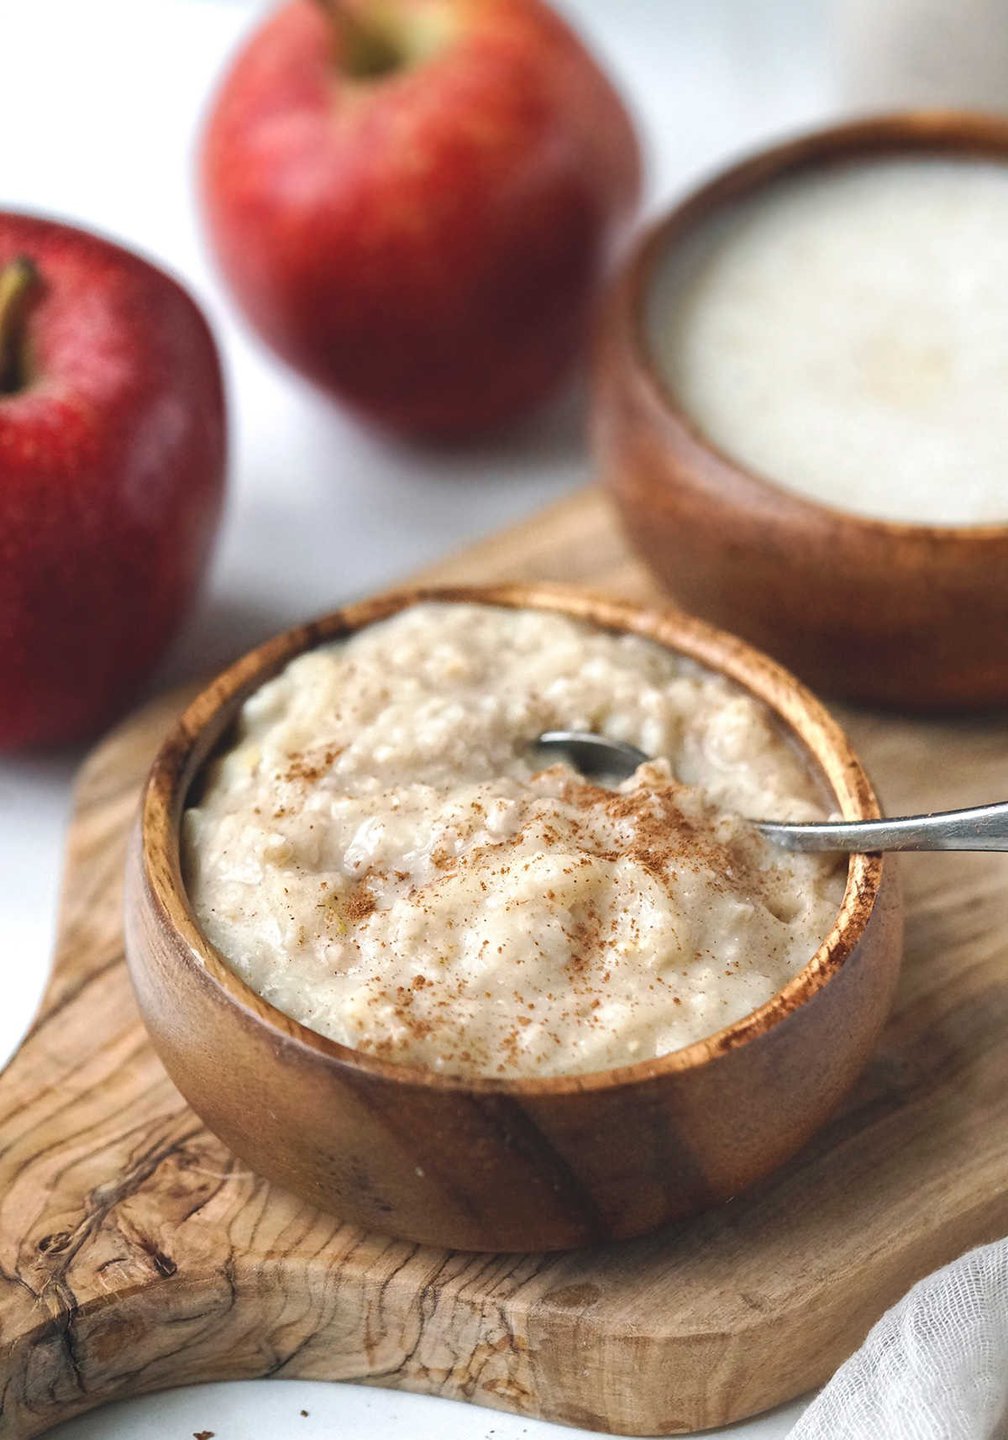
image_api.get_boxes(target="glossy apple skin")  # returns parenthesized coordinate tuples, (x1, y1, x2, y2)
(200, 0, 641, 438)
(0, 215, 226, 750)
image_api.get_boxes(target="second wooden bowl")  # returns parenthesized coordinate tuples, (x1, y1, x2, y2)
(124, 584, 902, 1252)
(594, 112, 1008, 710)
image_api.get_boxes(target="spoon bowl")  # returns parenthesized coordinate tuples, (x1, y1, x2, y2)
(533, 729, 650, 780)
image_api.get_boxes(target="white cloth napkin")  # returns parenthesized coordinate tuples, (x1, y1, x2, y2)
(788, 1239, 1008, 1439)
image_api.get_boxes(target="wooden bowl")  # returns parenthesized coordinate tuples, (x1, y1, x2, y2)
(124, 584, 902, 1252)
(594, 112, 1008, 710)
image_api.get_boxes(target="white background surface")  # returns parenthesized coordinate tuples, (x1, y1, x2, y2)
(2, 2, 846, 1435)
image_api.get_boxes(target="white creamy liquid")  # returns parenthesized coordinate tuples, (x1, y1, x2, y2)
(650, 159, 1008, 525)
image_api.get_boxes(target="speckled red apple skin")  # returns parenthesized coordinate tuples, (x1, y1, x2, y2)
(200, 0, 641, 438)
(0, 215, 226, 750)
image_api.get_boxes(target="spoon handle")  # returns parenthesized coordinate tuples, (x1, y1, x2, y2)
(758, 801, 1008, 853)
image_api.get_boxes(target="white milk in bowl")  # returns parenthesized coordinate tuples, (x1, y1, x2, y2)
(649, 158, 1008, 526)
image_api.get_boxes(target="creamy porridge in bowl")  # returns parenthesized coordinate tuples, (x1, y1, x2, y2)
(125, 586, 901, 1250)
(183, 602, 843, 1078)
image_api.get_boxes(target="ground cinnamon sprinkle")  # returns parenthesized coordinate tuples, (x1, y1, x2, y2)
(283, 745, 343, 784)
(326, 774, 783, 1071)
(342, 878, 376, 923)
(560, 774, 771, 905)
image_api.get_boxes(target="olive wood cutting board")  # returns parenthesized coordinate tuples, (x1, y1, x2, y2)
(3, 486, 1008, 1438)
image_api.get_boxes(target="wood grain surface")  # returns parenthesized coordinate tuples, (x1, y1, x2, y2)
(2, 486, 1008, 1436)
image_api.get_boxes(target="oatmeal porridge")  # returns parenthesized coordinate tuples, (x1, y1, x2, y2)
(183, 602, 843, 1078)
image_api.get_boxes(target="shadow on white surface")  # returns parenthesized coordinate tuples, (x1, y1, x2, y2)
(46, 1377, 810, 1440)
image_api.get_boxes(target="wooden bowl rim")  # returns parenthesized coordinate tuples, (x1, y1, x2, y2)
(138, 583, 886, 1097)
(623, 108, 1008, 543)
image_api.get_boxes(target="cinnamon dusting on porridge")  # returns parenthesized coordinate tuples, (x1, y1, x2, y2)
(183, 602, 843, 1077)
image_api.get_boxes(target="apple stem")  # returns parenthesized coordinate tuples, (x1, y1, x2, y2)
(0, 257, 39, 395)
(312, 0, 402, 78)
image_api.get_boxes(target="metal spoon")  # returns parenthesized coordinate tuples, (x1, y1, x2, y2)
(533, 730, 1008, 854)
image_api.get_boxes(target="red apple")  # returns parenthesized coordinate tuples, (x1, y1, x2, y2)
(0, 215, 226, 750)
(200, 0, 641, 438)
